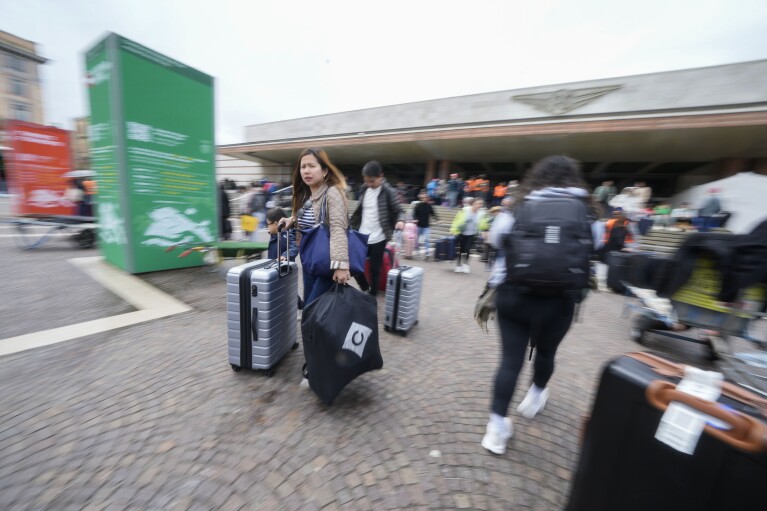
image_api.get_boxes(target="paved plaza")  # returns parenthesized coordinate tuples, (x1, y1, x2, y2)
(0, 224, 715, 510)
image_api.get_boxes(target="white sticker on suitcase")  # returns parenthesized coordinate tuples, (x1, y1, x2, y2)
(655, 403, 706, 455)
(342, 322, 373, 358)
(655, 366, 725, 455)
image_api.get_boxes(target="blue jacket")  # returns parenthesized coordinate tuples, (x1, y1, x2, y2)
(267, 230, 298, 260)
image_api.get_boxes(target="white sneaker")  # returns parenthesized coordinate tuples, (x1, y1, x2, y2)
(300, 378, 310, 389)
(481, 417, 513, 455)
(516, 386, 549, 419)
(462, 264, 471, 273)
(454, 266, 463, 273)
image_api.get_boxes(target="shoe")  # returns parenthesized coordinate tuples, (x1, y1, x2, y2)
(454, 266, 463, 273)
(516, 386, 549, 419)
(462, 264, 471, 273)
(481, 417, 513, 455)
(300, 378, 310, 389)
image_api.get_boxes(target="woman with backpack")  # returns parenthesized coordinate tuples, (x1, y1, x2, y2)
(481, 155, 604, 455)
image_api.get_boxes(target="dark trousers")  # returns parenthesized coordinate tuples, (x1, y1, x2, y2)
(456, 234, 475, 265)
(303, 267, 334, 306)
(491, 284, 575, 417)
(482, 242, 497, 267)
(366, 239, 387, 295)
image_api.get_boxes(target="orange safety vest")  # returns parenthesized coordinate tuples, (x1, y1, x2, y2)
(603, 218, 633, 245)
(493, 185, 507, 198)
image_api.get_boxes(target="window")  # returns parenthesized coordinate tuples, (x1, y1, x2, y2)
(6, 54, 26, 72)
(10, 103, 32, 122)
(10, 77, 25, 96)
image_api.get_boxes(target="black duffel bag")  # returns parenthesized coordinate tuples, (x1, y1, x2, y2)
(301, 284, 383, 405)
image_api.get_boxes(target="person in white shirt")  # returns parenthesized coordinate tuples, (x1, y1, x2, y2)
(350, 161, 405, 297)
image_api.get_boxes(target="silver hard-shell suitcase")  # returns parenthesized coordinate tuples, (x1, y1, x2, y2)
(384, 265, 424, 336)
(226, 254, 298, 376)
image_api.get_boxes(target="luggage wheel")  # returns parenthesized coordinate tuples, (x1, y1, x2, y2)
(630, 317, 649, 345)
(292, 342, 299, 350)
(384, 325, 391, 332)
(264, 368, 275, 377)
(630, 328, 645, 345)
(705, 336, 722, 361)
(629, 325, 646, 345)
(231, 364, 241, 372)
(72, 228, 96, 249)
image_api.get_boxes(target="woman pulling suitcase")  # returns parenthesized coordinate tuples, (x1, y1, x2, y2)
(278, 148, 351, 304)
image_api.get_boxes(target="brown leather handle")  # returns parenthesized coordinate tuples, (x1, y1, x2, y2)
(646, 380, 767, 453)
(628, 352, 767, 417)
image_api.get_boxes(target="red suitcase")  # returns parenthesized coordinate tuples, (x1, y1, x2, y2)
(364, 242, 398, 292)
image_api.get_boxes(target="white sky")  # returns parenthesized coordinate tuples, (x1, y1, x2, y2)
(3, 0, 767, 144)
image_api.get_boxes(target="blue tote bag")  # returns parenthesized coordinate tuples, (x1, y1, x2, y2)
(300, 196, 368, 277)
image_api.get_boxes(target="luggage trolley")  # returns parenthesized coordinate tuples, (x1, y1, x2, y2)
(6, 215, 97, 249)
(627, 257, 767, 377)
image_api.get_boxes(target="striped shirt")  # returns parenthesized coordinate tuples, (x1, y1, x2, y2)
(297, 200, 317, 230)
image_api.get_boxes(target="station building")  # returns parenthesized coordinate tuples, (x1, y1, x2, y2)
(219, 60, 767, 198)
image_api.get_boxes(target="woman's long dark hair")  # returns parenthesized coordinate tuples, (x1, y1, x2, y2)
(291, 147, 347, 216)
(511, 155, 596, 214)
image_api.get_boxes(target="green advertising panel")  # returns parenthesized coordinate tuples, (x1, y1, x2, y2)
(85, 36, 127, 269)
(85, 33, 216, 273)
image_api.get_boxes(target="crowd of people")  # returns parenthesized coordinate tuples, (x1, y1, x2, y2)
(592, 179, 727, 232)
(217, 149, 745, 456)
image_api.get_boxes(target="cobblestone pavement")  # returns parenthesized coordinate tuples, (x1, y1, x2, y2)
(0, 231, 718, 510)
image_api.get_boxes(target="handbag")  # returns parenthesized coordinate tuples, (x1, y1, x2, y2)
(474, 283, 497, 333)
(299, 194, 369, 277)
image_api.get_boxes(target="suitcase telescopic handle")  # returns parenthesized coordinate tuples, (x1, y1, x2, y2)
(276, 224, 292, 277)
(646, 380, 767, 453)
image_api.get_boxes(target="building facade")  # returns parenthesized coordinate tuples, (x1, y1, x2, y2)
(0, 31, 48, 194)
(0, 30, 46, 125)
(71, 116, 90, 170)
(220, 60, 767, 197)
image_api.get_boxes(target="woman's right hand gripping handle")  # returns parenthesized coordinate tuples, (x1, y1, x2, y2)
(278, 217, 295, 231)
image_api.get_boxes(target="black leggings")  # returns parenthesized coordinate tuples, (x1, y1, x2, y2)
(491, 284, 575, 417)
(456, 234, 475, 265)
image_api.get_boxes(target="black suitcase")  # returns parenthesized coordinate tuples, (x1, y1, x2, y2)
(626, 251, 674, 290)
(567, 352, 767, 511)
(434, 236, 456, 261)
(606, 251, 631, 293)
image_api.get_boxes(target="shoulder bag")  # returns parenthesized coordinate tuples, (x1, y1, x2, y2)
(300, 194, 369, 277)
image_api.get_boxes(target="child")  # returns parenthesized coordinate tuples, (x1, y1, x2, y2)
(265, 208, 298, 260)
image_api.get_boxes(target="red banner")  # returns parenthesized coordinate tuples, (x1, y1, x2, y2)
(5, 120, 75, 216)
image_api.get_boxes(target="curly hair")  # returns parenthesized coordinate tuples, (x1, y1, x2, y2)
(511, 155, 596, 214)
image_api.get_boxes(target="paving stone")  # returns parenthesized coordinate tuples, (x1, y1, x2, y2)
(0, 235, 691, 510)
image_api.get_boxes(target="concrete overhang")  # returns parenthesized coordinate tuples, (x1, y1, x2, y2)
(219, 110, 767, 166)
(219, 60, 767, 169)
